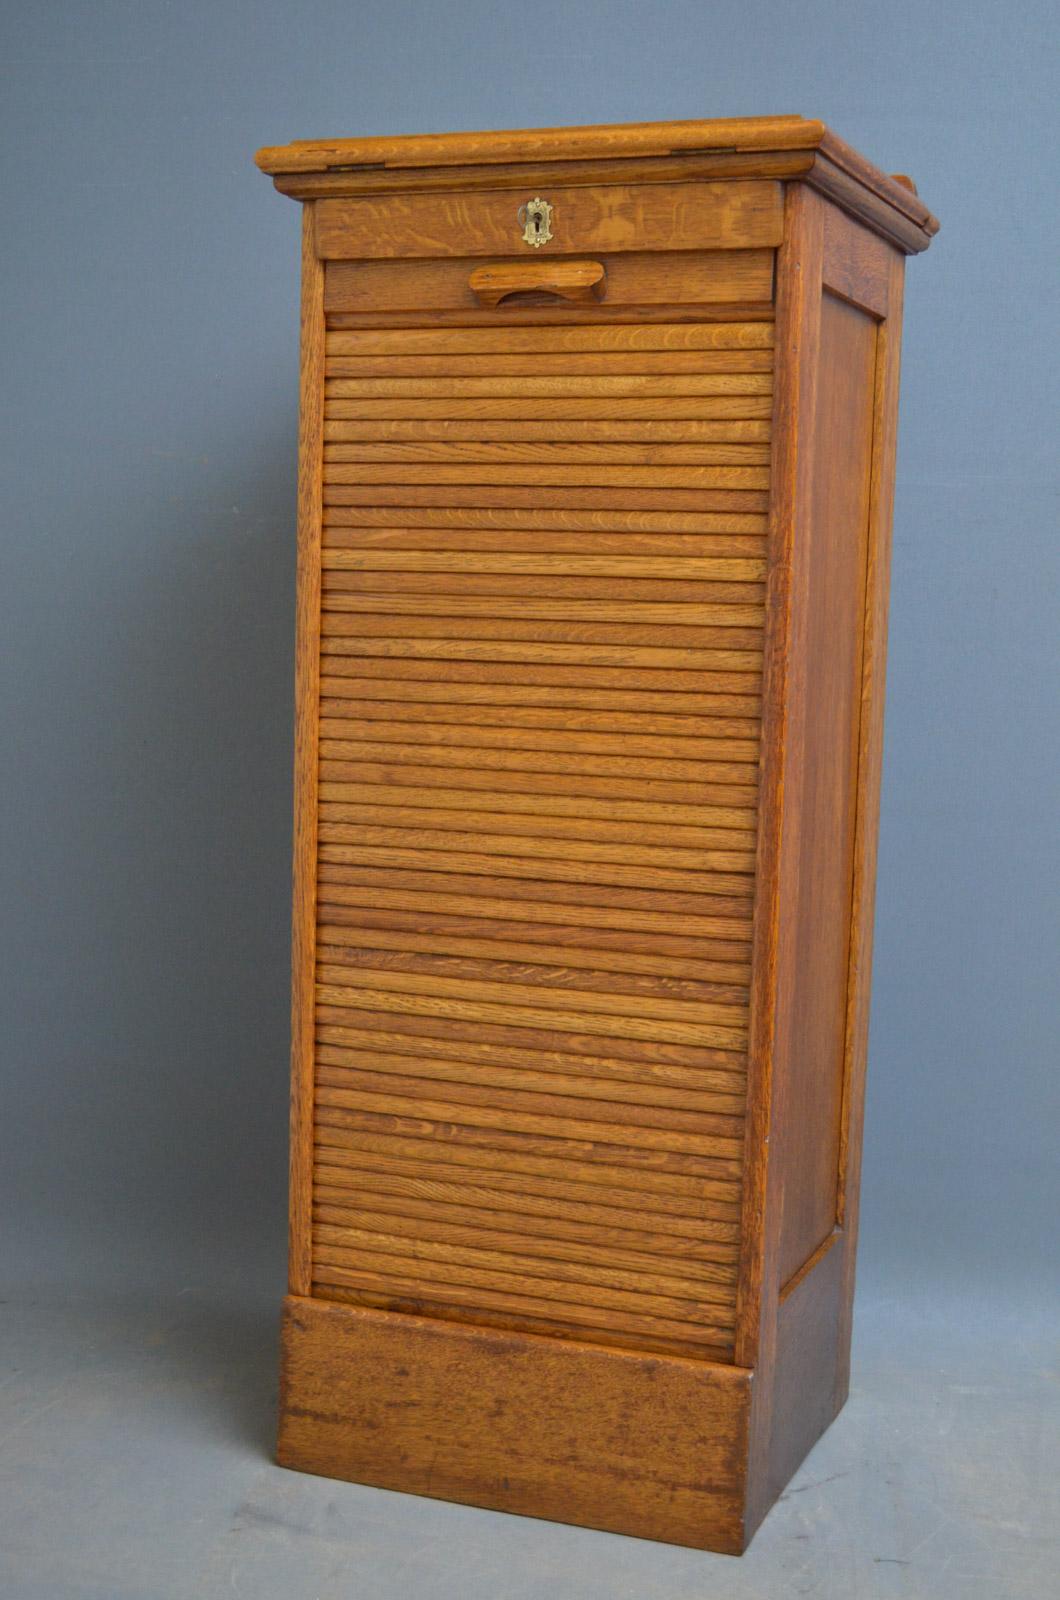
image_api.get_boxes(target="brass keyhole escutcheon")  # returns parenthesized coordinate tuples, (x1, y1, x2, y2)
(517, 198, 554, 248)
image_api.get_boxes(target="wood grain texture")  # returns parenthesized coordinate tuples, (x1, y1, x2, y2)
(306, 309, 770, 1354)
(279, 1295, 752, 1551)
(288, 205, 324, 1295)
(314, 182, 783, 261)
(260, 117, 935, 1554)
(325, 250, 775, 315)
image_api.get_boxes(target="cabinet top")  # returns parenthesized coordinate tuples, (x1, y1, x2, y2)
(255, 115, 938, 253)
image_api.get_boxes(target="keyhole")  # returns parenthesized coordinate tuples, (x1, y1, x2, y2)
(533, 210, 542, 235)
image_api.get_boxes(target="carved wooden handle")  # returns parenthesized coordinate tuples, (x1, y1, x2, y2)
(469, 260, 607, 307)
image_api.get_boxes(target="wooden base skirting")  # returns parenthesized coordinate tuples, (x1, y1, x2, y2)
(278, 1295, 755, 1553)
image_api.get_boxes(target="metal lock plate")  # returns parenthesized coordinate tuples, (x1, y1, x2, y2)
(517, 198, 554, 248)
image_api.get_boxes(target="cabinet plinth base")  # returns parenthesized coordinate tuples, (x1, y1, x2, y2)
(278, 1294, 755, 1553)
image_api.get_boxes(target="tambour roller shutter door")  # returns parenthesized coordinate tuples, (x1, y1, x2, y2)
(311, 314, 773, 1362)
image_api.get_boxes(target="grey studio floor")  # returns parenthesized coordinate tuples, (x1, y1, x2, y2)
(1, 1230, 1056, 1600)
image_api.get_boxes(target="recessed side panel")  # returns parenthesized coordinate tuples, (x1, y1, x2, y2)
(773, 289, 878, 1289)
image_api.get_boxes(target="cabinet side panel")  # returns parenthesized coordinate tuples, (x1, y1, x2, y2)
(289, 206, 325, 1293)
(775, 291, 877, 1287)
(743, 196, 906, 1542)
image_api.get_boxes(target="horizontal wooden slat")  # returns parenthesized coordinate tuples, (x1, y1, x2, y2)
(319, 642, 763, 675)
(316, 961, 745, 1030)
(319, 713, 758, 761)
(326, 323, 774, 354)
(320, 756, 758, 809)
(320, 593, 765, 628)
(324, 464, 771, 494)
(319, 736, 759, 785)
(321, 551, 766, 581)
(323, 573, 765, 604)
(325, 441, 770, 466)
(317, 823, 756, 876)
(316, 908, 753, 977)
(324, 485, 770, 512)
(319, 654, 764, 697)
(322, 502, 768, 531)
(325, 353, 772, 378)
(322, 418, 771, 442)
(318, 795, 755, 842)
(318, 677, 763, 717)
(318, 776, 757, 829)
(325, 371, 773, 396)
(317, 939, 747, 1007)
(324, 251, 775, 321)
(317, 847, 754, 902)
(323, 395, 775, 421)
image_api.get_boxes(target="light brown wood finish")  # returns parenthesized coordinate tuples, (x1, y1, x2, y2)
(260, 115, 935, 1553)
(288, 206, 324, 1295)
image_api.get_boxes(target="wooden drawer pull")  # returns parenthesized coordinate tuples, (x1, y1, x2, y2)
(469, 260, 606, 307)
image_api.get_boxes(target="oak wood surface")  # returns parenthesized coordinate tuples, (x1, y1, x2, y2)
(263, 117, 934, 1553)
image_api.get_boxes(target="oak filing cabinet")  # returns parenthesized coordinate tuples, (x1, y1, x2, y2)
(254, 116, 938, 1553)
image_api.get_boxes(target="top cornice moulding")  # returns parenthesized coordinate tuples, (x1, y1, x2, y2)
(255, 115, 939, 255)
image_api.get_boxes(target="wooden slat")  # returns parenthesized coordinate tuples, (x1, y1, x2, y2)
(319, 713, 759, 760)
(320, 756, 758, 809)
(319, 655, 764, 697)
(321, 504, 769, 532)
(323, 395, 775, 421)
(323, 418, 771, 442)
(316, 909, 753, 976)
(317, 823, 756, 875)
(320, 593, 765, 627)
(326, 441, 770, 466)
(320, 549, 765, 578)
(317, 940, 747, 1008)
(318, 678, 764, 717)
(325, 323, 774, 354)
(318, 776, 757, 829)
(324, 374, 772, 398)
(323, 485, 770, 511)
(318, 795, 755, 842)
(325, 353, 773, 377)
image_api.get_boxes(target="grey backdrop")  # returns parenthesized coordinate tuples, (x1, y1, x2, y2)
(1, 3, 1057, 1595)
